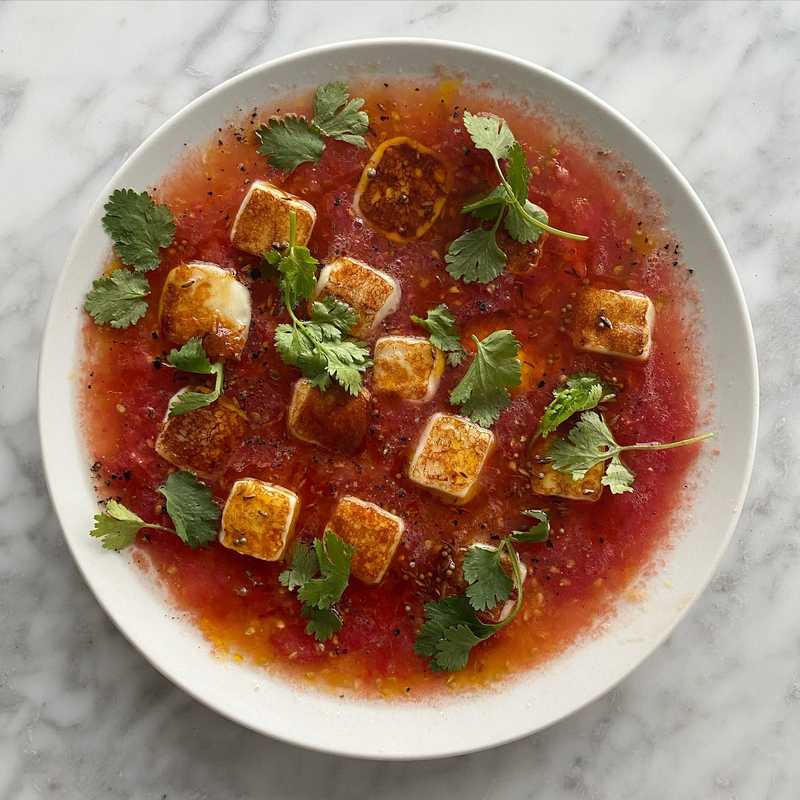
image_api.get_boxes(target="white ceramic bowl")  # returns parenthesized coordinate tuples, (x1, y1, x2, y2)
(38, 39, 758, 760)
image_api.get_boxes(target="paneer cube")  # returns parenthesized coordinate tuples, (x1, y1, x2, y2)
(287, 379, 370, 454)
(571, 288, 654, 362)
(155, 394, 247, 478)
(407, 413, 495, 504)
(230, 179, 316, 255)
(314, 257, 400, 338)
(159, 261, 252, 360)
(373, 336, 444, 402)
(529, 436, 604, 502)
(326, 496, 404, 584)
(219, 478, 299, 561)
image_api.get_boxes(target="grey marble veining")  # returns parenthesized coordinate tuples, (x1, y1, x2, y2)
(1, 1, 799, 797)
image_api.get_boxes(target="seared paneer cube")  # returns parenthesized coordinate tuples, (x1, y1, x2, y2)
(314, 257, 400, 338)
(326, 496, 404, 584)
(373, 336, 444, 402)
(287, 379, 370, 454)
(219, 478, 300, 561)
(230, 179, 316, 255)
(529, 436, 604, 502)
(407, 413, 495, 505)
(155, 395, 247, 478)
(159, 261, 252, 360)
(571, 288, 654, 362)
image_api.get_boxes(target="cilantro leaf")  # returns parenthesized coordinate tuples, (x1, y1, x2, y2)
(272, 211, 319, 308)
(279, 540, 319, 590)
(445, 226, 507, 284)
(414, 539, 526, 672)
(166, 337, 213, 373)
(463, 545, 513, 612)
(410, 303, 466, 366)
(84, 268, 150, 328)
(463, 110, 516, 160)
(102, 189, 176, 271)
(505, 200, 549, 244)
(450, 330, 521, 427)
(256, 83, 370, 172)
(510, 510, 550, 543)
(89, 500, 168, 550)
(537, 372, 615, 438)
(435, 624, 484, 672)
(157, 470, 220, 548)
(504, 142, 530, 202)
(279, 531, 353, 643)
(548, 411, 714, 494)
(602, 455, 635, 494)
(311, 82, 369, 147)
(275, 299, 371, 396)
(298, 531, 353, 610)
(308, 296, 358, 337)
(165, 338, 224, 417)
(302, 606, 343, 642)
(256, 115, 325, 172)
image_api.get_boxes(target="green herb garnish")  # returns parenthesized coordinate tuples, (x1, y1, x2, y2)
(537, 372, 615, 438)
(415, 509, 552, 672)
(279, 531, 354, 642)
(102, 189, 176, 272)
(256, 82, 369, 172)
(548, 411, 714, 494)
(410, 303, 467, 367)
(90, 471, 219, 550)
(272, 212, 371, 395)
(449, 330, 521, 427)
(165, 338, 224, 417)
(84, 268, 150, 329)
(445, 111, 586, 284)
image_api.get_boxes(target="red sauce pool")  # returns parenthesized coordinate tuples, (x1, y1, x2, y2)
(81, 79, 703, 698)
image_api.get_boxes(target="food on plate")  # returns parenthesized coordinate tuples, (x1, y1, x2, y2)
(325, 496, 405, 585)
(230, 179, 316, 255)
(314, 257, 401, 338)
(407, 412, 495, 504)
(159, 261, 252, 360)
(80, 79, 711, 696)
(219, 478, 300, 561)
(570, 287, 655, 361)
(286, 378, 370, 453)
(353, 136, 450, 242)
(372, 335, 445, 401)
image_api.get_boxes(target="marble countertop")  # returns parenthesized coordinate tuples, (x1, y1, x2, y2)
(2, 0, 798, 797)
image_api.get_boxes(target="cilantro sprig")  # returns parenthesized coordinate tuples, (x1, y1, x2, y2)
(164, 338, 224, 417)
(449, 330, 521, 427)
(102, 189, 176, 272)
(410, 304, 467, 367)
(445, 112, 586, 284)
(256, 82, 369, 172)
(271, 212, 372, 395)
(279, 531, 354, 642)
(537, 372, 615, 438)
(548, 411, 714, 494)
(90, 470, 219, 550)
(416, 510, 553, 672)
(84, 269, 150, 328)
(85, 189, 176, 329)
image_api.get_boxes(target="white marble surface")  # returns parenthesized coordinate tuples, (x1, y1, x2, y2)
(1, 0, 798, 796)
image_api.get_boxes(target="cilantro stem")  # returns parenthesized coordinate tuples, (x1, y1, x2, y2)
(493, 538, 524, 630)
(492, 158, 588, 242)
(618, 431, 714, 454)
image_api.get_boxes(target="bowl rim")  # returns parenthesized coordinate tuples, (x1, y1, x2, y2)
(38, 37, 759, 760)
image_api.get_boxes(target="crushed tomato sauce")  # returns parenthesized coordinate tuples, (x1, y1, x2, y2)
(81, 79, 703, 698)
